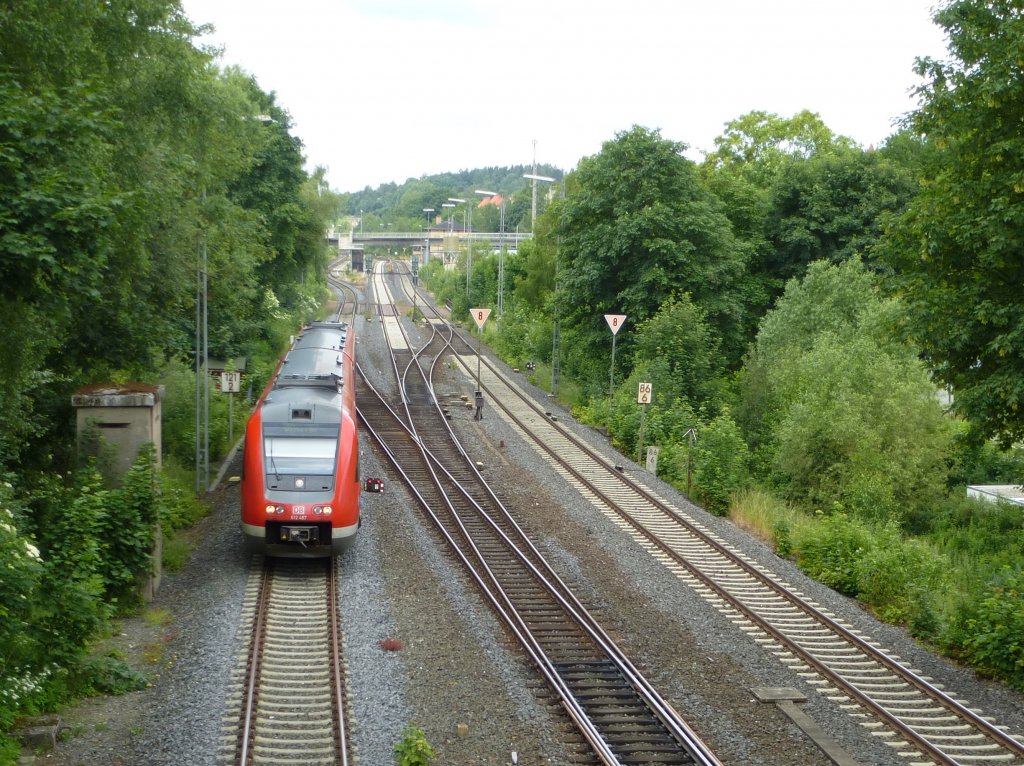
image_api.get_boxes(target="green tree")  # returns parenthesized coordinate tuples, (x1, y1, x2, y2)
(0, 0, 335, 474)
(511, 235, 555, 311)
(701, 112, 914, 323)
(885, 0, 1024, 444)
(395, 178, 443, 220)
(554, 126, 746, 383)
(703, 110, 856, 186)
(632, 293, 722, 409)
(0, 0, 212, 469)
(748, 259, 954, 519)
(763, 148, 917, 291)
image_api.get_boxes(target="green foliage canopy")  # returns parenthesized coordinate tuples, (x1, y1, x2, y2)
(554, 126, 746, 382)
(703, 109, 856, 185)
(763, 149, 917, 289)
(0, 0, 335, 473)
(886, 0, 1024, 444)
(748, 259, 954, 519)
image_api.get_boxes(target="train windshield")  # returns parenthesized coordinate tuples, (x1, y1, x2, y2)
(264, 436, 337, 475)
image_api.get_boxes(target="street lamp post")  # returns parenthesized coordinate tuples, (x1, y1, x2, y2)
(422, 208, 434, 265)
(523, 172, 556, 232)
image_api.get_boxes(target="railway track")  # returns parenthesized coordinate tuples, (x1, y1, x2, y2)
(326, 270, 359, 321)
(358, 264, 720, 765)
(453, 345, 1024, 766)
(372, 258, 1024, 764)
(214, 269, 359, 766)
(216, 558, 351, 766)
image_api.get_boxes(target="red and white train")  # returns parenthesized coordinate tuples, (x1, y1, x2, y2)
(241, 320, 380, 557)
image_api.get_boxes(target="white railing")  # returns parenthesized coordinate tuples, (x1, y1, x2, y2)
(354, 231, 532, 244)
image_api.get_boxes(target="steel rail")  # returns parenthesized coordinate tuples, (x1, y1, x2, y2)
(355, 379, 631, 765)
(381, 268, 716, 761)
(463, 347, 1024, 765)
(359, 271, 626, 760)
(237, 562, 273, 765)
(357, 288, 721, 766)
(376, 262, 720, 761)
(326, 558, 350, 766)
(387, 269, 1024, 764)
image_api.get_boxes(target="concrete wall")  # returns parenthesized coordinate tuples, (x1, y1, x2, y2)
(72, 384, 163, 474)
(71, 383, 165, 600)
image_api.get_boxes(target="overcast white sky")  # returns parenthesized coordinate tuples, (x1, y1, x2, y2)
(179, 0, 950, 193)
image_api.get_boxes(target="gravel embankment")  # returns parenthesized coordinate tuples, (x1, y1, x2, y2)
(37, 284, 1024, 766)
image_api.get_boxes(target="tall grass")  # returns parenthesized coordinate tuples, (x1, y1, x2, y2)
(729, 487, 813, 557)
(731, 487, 950, 639)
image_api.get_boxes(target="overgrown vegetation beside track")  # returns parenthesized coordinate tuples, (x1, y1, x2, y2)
(730, 489, 1024, 691)
(418, 0, 1024, 694)
(1, 453, 175, 745)
(3, 0, 1024, 757)
(0, 1, 339, 757)
(426, 236, 1024, 691)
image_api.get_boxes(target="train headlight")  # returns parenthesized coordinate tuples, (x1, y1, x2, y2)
(295, 478, 305, 489)
(265, 504, 276, 515)
(276, 506, 285, 515)
(313, 505, 333, 515)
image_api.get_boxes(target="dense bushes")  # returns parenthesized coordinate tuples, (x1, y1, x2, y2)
(691, 411, 749, 514)
(731, 487, 1024, 673)
(749, 259, 954, 521)
(0, 450, 167, 747)
(0, 485, 45, 735)
(951, 567, 1024, 691)
(792, 513, 947, 634)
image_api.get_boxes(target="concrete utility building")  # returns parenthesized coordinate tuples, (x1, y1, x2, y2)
(71, 382, 164, 474)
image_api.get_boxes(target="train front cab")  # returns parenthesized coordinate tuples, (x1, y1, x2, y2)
(241, 413, 385, 556)
(241, 397, 359, 557)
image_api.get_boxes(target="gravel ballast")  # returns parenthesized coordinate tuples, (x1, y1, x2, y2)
(37, 287, 1024, 766)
